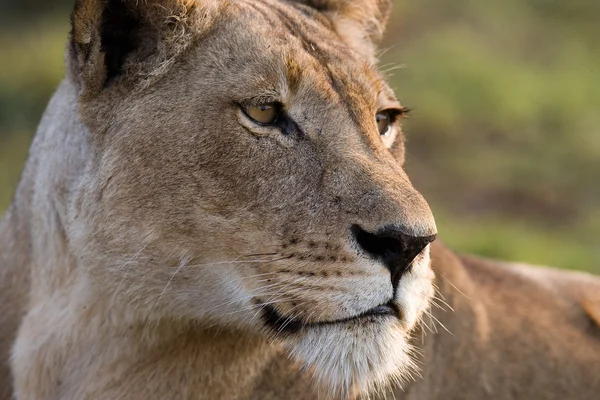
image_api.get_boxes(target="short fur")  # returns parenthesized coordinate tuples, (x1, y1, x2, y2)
(0, 1, 599, 399)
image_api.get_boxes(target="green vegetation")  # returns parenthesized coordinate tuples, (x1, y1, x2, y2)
(0, 16, 68, 210)
(0, 1, 598, 273)
(381, 0, 600, 273)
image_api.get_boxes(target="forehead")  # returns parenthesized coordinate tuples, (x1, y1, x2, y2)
(207, 0, 396, 106)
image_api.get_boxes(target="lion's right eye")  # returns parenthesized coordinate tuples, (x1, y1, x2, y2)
(244, 103, 280, 125)
(376, 111, 392, 136)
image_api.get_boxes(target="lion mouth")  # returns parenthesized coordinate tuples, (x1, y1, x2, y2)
(261, 301, 400, 335)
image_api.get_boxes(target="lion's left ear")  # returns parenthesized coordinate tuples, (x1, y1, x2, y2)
(292, 0, 392, 61)
(68, 0, 217, 98)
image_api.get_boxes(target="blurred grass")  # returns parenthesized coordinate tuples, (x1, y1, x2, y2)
(381, 0, 600, 273)
(0, 17, 67, 132)
(434, 209, 599, 272)
(0, 16, 67, 211)
(0, 1, 598, 273)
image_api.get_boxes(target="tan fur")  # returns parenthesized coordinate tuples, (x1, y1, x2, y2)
(0, 1, 599, 399)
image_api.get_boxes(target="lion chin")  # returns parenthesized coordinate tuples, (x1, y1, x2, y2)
(270, 250, 434, 398)
(283, 319, 415, 398)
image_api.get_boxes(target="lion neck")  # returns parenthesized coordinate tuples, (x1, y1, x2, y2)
(15, 282, 281, 399)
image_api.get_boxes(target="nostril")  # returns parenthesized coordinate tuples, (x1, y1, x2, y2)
(351, 224, 437, 288)
(352, 225, 404, 261)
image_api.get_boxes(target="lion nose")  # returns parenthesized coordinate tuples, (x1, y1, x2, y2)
(352, 225, 436, 290)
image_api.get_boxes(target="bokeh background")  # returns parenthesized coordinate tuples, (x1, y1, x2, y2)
(0, 0, 598, 273)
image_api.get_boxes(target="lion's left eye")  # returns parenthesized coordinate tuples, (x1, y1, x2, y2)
(376, 111, 392, 136)
(244, 103, 280, 125)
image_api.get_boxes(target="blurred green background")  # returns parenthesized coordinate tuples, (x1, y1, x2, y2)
(0, 0, 598, 273)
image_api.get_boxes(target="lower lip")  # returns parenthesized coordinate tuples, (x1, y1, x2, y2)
(262, 302, 399, 334)
(316, 302, 400, 327)
(366, 304, 397, 317)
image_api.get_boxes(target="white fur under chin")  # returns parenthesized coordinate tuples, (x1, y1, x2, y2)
(280, 247, 434, 399)
(283, 321, 417, 399)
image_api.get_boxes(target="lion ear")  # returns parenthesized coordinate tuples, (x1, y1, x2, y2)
(68, 0, 215, 98)
(293, 0, 392, 61)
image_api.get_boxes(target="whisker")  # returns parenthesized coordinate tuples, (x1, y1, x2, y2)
(201, 295, 294, 330)
(199, 284, 292, 316)
(241, 252, 280, 258)
(182, 258, 285, 268)
(429, 296, 454, 312)
(145, 259, 188, 329)
(278, 312, 300, 333)
(424, 310, 452, 335)
(248, 296, 294, 324)
(217, 298, 291, 319)
(260, 255, 294, 264)
(438, 273, 471, 300)
(377, 44, 395, 58)
(425, 311, 437, 334)
(419, 314, 435, 335)
(109, 243, 151, 309)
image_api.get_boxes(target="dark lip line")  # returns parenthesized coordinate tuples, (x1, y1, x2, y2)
(261, 301, 400, 335)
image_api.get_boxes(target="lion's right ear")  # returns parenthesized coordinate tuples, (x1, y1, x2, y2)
(68, 0, 216, 98)
(291, 0, 391, 62)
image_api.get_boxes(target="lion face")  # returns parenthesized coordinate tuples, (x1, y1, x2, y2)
(67, 0, 436, 396)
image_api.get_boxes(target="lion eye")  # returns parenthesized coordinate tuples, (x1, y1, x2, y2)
(376, 111, 392, 136)
(245, 103, 279, 125)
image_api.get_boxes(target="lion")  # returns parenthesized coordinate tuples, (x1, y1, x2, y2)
(0, 0, 598, 399)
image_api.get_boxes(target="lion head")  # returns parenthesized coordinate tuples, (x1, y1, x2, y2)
(66, 0, 436, 396)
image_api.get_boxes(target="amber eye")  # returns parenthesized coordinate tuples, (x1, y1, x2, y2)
(376, 111, 392, 136)
(244, 103, 279, 125)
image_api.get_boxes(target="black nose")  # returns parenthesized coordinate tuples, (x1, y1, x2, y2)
(352, 225, 436, 290)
